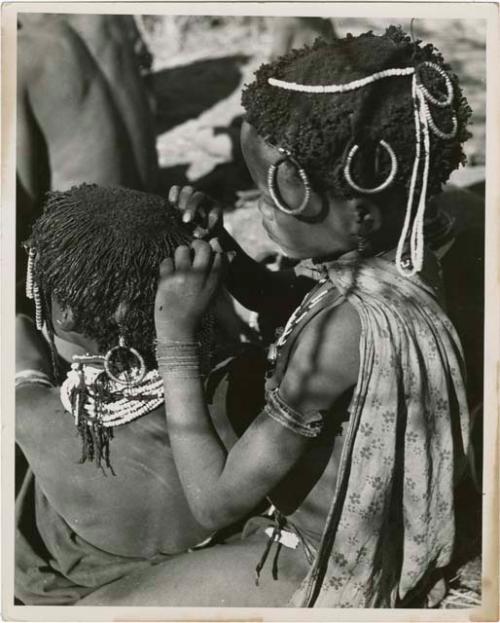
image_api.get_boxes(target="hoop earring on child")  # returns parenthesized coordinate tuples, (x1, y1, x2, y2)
(344, 139, 398, 194)
(104, 333, 146, 387)
(267, 148, 311, 216)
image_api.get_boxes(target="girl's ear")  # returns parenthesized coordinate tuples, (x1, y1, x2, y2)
(52, 299, 76, 331)
(351, 199, 382, 236)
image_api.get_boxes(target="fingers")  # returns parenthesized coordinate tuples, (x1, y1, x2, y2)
(169, 186, 222, 235)
(168, 185, 180, 205)
(192, 240, 223, 289)
(191, 239, 213, 272)
(174, 245, 192, 272)
(205, 248, 223, 292)
(207, 206, 222, 232)
(211, 249, 223, 273)
(158, 257, 174, 279)
(179, 187, 201, 223)
(208, 237, 223, 254)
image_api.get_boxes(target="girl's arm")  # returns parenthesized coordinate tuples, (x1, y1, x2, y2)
(155, 241, 360, 530)
(168, 185, 315, 320)
(218, 228, 315, 322)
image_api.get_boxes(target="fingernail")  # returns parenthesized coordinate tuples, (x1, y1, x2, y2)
(183, 212, 192, 223)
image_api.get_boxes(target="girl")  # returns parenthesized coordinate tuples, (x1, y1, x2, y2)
(81, 27, 471, 608)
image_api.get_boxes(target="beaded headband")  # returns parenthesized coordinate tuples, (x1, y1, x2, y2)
(267, 61, 458, 277)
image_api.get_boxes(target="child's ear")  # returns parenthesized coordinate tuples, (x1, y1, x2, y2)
(352, 200, 383, 234)
(52, 300, 76, 331)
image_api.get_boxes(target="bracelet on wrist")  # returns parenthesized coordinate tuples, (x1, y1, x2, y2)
(155, 339, 202, 380)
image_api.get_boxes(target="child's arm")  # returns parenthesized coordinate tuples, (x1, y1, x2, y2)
(168, 185, 315, 321)
(154, 240, 360, 531)
(217, 227, 315, 323)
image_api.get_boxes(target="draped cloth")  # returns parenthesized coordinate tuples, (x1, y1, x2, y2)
(290, 253, 470, 607)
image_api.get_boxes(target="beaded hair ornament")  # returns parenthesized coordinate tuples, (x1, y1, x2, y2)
(26, 247, 44, 329)
(266, 62, 457, 277)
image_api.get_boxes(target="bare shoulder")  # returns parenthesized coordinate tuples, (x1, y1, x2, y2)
(16, 385, 63, 438)
(16, 384, 60, 412)
(18, 20, 94, 95)
(279, 299, 361, 413)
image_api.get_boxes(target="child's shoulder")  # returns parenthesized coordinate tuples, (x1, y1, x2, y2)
(279, 298, 361, 413)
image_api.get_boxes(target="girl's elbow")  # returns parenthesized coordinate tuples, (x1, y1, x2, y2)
(190, 499, 239, 533)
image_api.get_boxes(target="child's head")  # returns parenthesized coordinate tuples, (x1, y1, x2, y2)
(241, 27, 471, 267)
(27, 184, 191, 369)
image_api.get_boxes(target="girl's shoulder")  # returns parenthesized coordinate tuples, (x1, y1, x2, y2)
(279, 297, 361, 415)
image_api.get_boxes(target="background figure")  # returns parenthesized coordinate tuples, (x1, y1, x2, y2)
(269, 17, 336, 59)
(16, 13, 158, 314)
(62, 14, 159, 191)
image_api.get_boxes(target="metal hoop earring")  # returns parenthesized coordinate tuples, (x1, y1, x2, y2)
(344, 139, 398, 195)
(104, 335, 146, 387)
(267, 149, 311, 216)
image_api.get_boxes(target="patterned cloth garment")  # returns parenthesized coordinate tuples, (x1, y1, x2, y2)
(290, 251, 470, 607)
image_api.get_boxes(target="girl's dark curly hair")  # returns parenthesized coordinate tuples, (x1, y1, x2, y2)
(28, 184, 192, 375)
(242, 26, 472, 202)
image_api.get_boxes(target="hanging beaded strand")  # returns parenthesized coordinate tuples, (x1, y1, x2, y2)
(25, 247, 44, 329)
(25, 247, 35, 299)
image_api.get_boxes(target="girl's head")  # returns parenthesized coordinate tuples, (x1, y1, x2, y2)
(241, 26, 471, 265)
(27, 184, 192, 371)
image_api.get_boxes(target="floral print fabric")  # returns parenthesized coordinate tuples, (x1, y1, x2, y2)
(291, 254, 470, 607)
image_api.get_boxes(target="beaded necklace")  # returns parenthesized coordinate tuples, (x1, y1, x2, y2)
(268, 278, 335, 364)
(60, 363, 164, 428)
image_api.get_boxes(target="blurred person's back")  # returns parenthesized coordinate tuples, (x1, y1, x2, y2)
(16, 14, 149, 314)
(63, 14, 158, 190)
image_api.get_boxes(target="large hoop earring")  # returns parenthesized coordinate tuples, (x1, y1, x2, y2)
(267, 148, 311, 216)
(343, 139, 398, 195)
(104, 335, 146, 387)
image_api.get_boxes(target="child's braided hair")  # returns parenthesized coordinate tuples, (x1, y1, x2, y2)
(28, 184, 192, 375)
(242, 26, 472, 202)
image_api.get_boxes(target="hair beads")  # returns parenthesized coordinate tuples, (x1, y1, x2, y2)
(416, 61, 454, 107)
(25, 247, 44, 329)
(266, 60, 459, 277)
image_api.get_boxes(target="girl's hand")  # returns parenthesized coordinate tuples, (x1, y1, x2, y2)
(169, 185, 223, 240)
(155, 240, 222, 340)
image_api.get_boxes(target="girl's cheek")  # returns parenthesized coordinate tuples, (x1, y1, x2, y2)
(258, 198, 277, 222)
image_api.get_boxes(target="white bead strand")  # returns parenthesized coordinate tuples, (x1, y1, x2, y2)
(268, 67, 415, 94)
